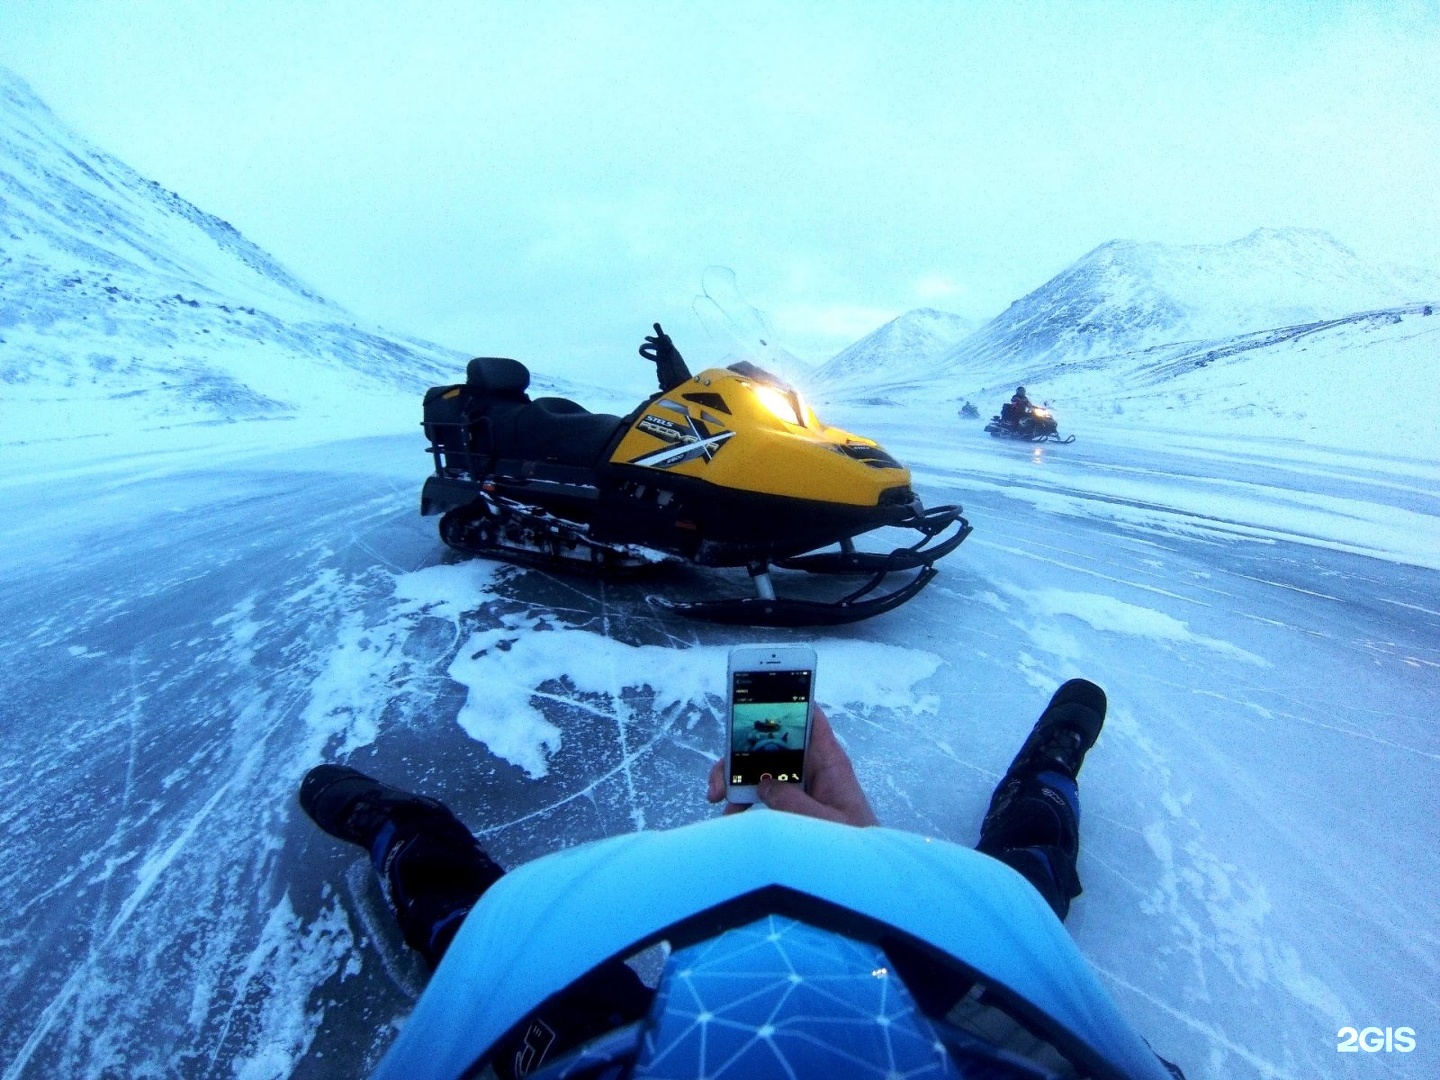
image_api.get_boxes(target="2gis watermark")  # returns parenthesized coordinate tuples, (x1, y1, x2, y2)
(1336, 1027, 1416, 1053)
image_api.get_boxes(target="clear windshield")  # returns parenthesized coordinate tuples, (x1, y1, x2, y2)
(691, 266, 813, 392)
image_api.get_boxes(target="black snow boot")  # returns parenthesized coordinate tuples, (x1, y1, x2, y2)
(300, 764, 454, 849)
(976, 679, 1107, 921)
(997, 677, 1106, 784)
(299, 764, 505, 966)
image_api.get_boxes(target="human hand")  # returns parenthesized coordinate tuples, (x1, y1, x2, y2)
(639, 322, 677, 363)
(706, 704, 879, 827)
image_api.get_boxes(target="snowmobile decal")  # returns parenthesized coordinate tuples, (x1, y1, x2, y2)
(636, 414, 695, 443)
(629, 429, 736, 469)
(681, 391, 730, 415)
(631, 398, 736, 469)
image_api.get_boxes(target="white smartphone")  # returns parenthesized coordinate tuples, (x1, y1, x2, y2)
(725, 643, 817, 804)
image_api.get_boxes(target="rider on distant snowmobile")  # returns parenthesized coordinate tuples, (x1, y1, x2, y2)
(1004, 386, 1033, 426)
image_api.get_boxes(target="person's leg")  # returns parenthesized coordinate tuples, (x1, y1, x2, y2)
(975, 679, 1106, 922)
(976, 770, 1083, 920)
(300, 765, 504, 966)
(298, 766, 655, 1078)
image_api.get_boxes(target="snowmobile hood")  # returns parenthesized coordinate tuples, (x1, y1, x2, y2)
(609, 368, 910, 507)
(372, 810, 1173, 1080)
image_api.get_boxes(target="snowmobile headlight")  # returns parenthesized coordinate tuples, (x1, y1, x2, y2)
(753, 383, 805, 427)
(1031, 407, 1051, 419)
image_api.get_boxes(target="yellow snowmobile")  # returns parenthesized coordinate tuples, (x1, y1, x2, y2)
(420, 324, 970, 625)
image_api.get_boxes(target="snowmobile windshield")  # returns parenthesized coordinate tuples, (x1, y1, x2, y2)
(726, 359, 791, 391)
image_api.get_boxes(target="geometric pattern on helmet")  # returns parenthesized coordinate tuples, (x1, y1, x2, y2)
(631, 914, 961, 1079)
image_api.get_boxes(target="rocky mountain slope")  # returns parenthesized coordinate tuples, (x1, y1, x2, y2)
(0, 67, 471, 464)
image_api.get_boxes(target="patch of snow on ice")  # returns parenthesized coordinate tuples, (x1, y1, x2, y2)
(227, 892, 357, 1080)
(390, 560, 508, 618)
(441, 610, 944, 777)
(814, 639, 943, 714)
(446, 618, 729, 778)
(1018, 588, 1268, 665)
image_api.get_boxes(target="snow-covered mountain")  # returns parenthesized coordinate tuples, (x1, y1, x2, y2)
(826, 301, 1438, 444)
(1010, 301, 1439, 440)
(0, 67, 476, 464)
(814, 307, 981, 391)
(811, 229, 1439, 445)
(934, 228, 1438, 383)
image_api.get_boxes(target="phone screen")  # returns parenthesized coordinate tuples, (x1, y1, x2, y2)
(729, 668, 812, 787)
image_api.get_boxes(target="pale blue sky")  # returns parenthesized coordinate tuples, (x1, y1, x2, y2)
(3, 0, 1437, 385)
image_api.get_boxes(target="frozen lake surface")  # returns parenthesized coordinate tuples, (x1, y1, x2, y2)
(0, 420, 1435, 1080)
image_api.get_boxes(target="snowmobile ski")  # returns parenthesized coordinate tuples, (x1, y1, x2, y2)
(984, 403, 1075, 443)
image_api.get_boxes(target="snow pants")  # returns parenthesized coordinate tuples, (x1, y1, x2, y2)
(362, 771, 1085, 1078)
(976, 769, 1085, 921)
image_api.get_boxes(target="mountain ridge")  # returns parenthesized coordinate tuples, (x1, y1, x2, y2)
(0, 66, 333, 314)
(815, 307, 981, 389)
(934, 226, 1440, 384)
(0, 66, 482, 462)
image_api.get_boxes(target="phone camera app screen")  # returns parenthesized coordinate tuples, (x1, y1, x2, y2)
(730, 669, 811, 786)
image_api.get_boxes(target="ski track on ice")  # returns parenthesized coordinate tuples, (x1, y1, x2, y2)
(1091, 965, 1303, 1080)
(4, 725, 276, 1079)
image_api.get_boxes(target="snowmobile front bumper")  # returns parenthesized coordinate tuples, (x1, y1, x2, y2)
(653, 503, 972, 627)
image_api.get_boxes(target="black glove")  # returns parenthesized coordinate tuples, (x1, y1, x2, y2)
(639, 323, 677, 363)
(639, 322, 692, 391)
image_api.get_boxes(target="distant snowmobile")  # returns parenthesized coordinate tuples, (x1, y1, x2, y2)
(985, 401, 1075, 443)
(745, 717, 790, 751)
(420, 324, 971, 626)
(958, 401, 980, 419)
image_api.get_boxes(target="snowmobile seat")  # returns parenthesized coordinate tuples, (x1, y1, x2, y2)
(531, 396, 587, 415)
(495, 397, 626, 467)
(461, 357, 624, 467)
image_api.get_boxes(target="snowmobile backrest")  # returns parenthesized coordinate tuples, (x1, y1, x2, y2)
(466, 357, 530, 398)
